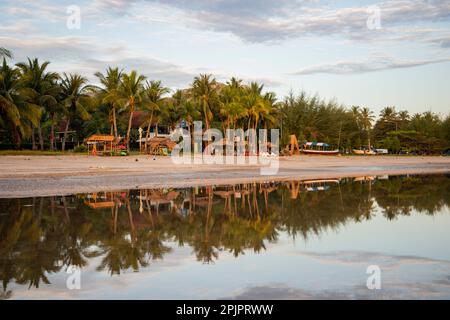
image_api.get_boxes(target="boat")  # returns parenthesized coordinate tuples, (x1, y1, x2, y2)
(301, 142, 339, 155)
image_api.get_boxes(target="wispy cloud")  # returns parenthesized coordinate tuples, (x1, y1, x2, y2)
(90, 0, 450, 43)
(0, 35, 196, 87)
(292, 56, 450, 75)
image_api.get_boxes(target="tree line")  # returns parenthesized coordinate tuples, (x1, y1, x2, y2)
(1, 51, 449, 154)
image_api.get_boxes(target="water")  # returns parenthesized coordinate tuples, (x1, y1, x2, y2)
(1, 174, 449, 300)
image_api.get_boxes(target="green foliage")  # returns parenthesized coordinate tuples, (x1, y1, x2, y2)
(1, 50, 449, 153)
(278, 92, 361, 149)
(73, 144, 87, 153)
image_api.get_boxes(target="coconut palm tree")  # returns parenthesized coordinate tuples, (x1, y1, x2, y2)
(0, 48, 11, 59)
(60, 73, 93, 151)
(117, 71, 146, 151)
(379, 106, 399, 130)
(397, 110, 410, 129)
(16, 58, 60, 150)
(359, 107, 375, 150)
(224, 78, 246, 126)
(192, 74, 217, 132)
(142, 80, 170, 151)
(219, 83, 241, 132)
(171, 89, 201, 144)
(0, 59, 41, 148)
(260, 91, 277, 129)
(94, 67, 123, 140)
(243, 82, 266, 130)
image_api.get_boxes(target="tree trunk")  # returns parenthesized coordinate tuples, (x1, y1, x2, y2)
(126, 104, 134, 152)
(112, 105, 118, 139)
(203, 101, 210, 131)
(62, 118, 70, 152)
(14, 127, 21, 150)
(144, 111, 153, 153)
(50, 113, 55, 151)
(38, 122, 44, 150)
(31, 127, 37, 150)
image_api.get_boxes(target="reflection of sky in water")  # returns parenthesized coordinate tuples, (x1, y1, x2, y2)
(2, 175, 450, 299)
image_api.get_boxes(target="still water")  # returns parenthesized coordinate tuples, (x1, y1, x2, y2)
(1, 174, 450, 300)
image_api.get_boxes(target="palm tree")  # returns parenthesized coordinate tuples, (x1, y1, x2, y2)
(16, 58, 60, 150)
(379, 106, 396, 119)
(397, 110, 410, 130)
(192, 74, 217, 132)
(219, 84, 239, 131)
(60, 73, 92, 151)
(243, 82, 266, 130)
(0, 59, 41, 148)
(117, 71, 146, 151)
(142, 80, 170, 151)
(172, 89, 201, 141)
(94, 67, 123, 139)
(218, 78, 247, 131)
(359, 107, 375, 150)
(0, 48, 11, 59)
(379, 106, 398, 130)
(260, 91, 277, 129)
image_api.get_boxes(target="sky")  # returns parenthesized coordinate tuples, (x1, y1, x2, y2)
(1, 0, 450, 116)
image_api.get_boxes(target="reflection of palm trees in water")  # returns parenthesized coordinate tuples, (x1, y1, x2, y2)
(97, 193, 172, 275)
(0, 289, 12, 300)
(1, 175, 449, 295)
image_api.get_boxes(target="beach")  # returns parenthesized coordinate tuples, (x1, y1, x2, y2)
(0, 155, 449, 198)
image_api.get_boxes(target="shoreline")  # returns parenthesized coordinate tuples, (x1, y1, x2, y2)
(0, 155, 449, 198)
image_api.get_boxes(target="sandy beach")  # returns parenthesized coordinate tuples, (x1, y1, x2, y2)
(0, 155, 448, 198)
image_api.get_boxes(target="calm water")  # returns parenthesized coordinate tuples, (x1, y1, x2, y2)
(1, 174, 450, 300)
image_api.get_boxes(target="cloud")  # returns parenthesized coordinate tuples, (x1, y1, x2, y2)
(82, 57, 197, 87)
(0, 21, 31, 34)
(1, 0, 65, 23)
(222, 280, 450, 299)
(429, 36, 450, 48)
(0, 35, 197, 88)
(90, 0, 450, 43)
(292, 56, 450, 75)
(222, 251, 450, 299)
(298, 250, 450, 269)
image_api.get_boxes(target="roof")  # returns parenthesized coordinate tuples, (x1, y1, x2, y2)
(86, 134, 115, 142)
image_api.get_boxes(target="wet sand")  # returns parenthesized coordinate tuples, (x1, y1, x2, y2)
(0, 155, 449, 198)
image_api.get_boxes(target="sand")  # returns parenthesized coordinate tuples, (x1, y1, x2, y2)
(0, 155, 449, 198)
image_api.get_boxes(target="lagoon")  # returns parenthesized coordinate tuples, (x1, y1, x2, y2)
(1, 174, 449, 299)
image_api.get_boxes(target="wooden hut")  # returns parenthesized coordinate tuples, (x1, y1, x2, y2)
(86, 134, 121, 156)
(145, 136, 177, 155)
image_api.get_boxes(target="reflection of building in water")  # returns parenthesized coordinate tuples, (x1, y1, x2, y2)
(84, 192, 118, 209)
(286, 179, 340, 199)
(354, 176, 376, 182)
(303, 179, 340, 192)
